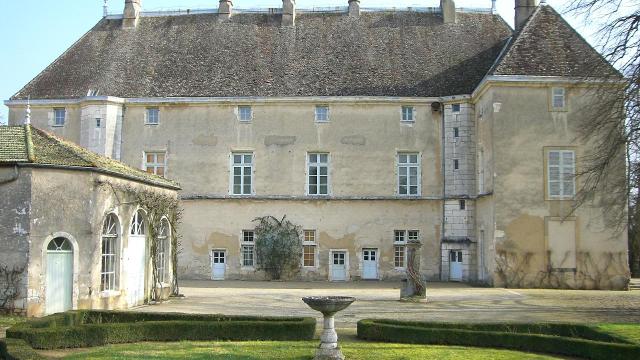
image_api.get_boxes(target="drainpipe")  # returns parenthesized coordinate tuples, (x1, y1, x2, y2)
(0, 165, 19, 185)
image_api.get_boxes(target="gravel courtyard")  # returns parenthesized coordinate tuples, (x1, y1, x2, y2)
(137, 280, 640, 328)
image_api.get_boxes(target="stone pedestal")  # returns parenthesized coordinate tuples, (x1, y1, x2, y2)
(302, 296, 355, 360)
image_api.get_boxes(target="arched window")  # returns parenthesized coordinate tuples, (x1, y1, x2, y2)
(130, 210, 146, 236)
(157, 219, 170, 283)
(101, 214, 119, 292)
(47, 237, 72, 251)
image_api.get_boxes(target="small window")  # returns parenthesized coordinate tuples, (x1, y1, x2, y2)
(552, 88, 566, 110)
(408, 230, 419, 242)
(401, 106, 415, 122)
(146, 108, 160, 125)
(144, 152, 166, 177)
(54, 108, 66, 127)
(454, 159, 459, 170)
(394, 230, 410, 269)
(394, 230, 406, 244)
(459, 200, 466, 210)
(101, 214, 119, 291)
(96, 118, 101, 128)
(243, 230, 255, 243)
(308, 153, 329, 195)
(453, 127, 459, 138)
(232, 153, 254, 195)
(303, 230, 316, 267)
(238, 106, 253, 122)
(130, 210, 146, 236)
(452, 104, 461, 113)
(315, 106, 329, 122)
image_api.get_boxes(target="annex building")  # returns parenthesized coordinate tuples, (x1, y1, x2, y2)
(4, 0, 631, 290)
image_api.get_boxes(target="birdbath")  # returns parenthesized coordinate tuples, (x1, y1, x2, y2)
(302, 296, 356, 360)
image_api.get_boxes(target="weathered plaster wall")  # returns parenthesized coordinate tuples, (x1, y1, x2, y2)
(10, 105, 82, 144)
(0, 166, 31, 313)
(179, 198, 442, 281)
(485, 84, 629, 289)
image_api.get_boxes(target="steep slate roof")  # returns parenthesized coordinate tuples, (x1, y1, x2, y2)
(12, 11, 512, 100)
(0, 125, 180, 189)
(492, 5, 619, 78)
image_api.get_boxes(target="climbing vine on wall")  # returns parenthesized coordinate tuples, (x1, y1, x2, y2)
(0, 264, 26, 314)
(253, 215, 302, 280)
(97, 181, 183, 301)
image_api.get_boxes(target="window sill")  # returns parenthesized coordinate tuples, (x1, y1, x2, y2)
(99, 290, 121, 298)
(144, 122, 160, 126)
(241, 266, 256, 270)
(51, 125, 65, 128)
(394, 267, 407, 271)
(400, 120, 415, 124)
(315, 120, 330, 124)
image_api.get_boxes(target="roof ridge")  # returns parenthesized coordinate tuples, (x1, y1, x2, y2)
(24, 125, 35, 162)
(29, 127, 98, 167)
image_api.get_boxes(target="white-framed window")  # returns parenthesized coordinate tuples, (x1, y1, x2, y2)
(452, 104, 461, 113)
(54, 108, 66, 126)
(130, 210, 146, 236)
(315, 106, 330, 122)
(401, 106, 415, 122)
(307, 153, 329, 196)
(241, 230, 255, 267)
(238, 105, 253, 122)
(101, 214, 119, 292)
(231, 153, 253, 195)
(397, 153, 420, 196)
(547, 150, 575, 199)
(394, 230, 407, 269)
(552, 87, 566, 110)
(155, 219, 170, 283)
(408, 230, 419, 242)
(144, 152, 166, 177)
(303, 230, 317, 267)
(146, 107, 160, 125)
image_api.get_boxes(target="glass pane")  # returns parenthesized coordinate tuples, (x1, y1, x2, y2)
(549, 152, 560, 166)
(244, 155, 252, 164)
(234, 167, 241, 176)
(309, 176, 317, 186)
(320, 154, 328, 163)
(563, 181, 574, 196)
(309, 154, 317, 163)
(309, 167, 318, 176)
(410, 155, 418, 163)
(243, 184, 251, 194)
(147, 154, 154, 163)
(399, 154, 407, 164)
(309, 185, 317, 194)
(410, 167, 417, 176)
(399, 185, 407, 195)
(410, 186, 418, 195)
(234, 184, 241, 194)
(549, 181, 560, 196)
(234, 155, 242, 164)
(320, 176, 327, 185)
(244, 166, 251, 175)
(157, 154, 165, 163)
(244, 175, 252, 185)
(320, 185, 328, 194)
(549, 167, 559, 181)
(320, 166, 328, 176)
(399, 167, 407, 176)
(156, 167, 164, 176)
(399, 176, 407, 186)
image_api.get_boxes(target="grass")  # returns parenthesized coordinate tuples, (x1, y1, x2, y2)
(0, 314, 25, 328)
(595, 324, 640, 344)
(59, 340, 564, 360)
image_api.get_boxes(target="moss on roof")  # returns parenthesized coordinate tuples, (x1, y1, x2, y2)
(0, 125, 180, 189)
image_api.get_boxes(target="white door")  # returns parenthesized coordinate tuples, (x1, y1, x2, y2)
(212, 251, 226, 280)
(450, 250, 463, 281)
(46, 238, 73, 315)
(331, 251, 347, 281)
(126, 235, 146, 307)
(362, 249, 378, 280)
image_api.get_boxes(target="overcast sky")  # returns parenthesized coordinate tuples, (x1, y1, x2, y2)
(0, 1, 590, 125)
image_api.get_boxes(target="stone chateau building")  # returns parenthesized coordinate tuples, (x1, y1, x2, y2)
(4, 0, 630, 290)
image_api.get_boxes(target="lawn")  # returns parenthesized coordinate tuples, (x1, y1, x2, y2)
(60, 340, 563, 360)
(0, 314, 24, 328)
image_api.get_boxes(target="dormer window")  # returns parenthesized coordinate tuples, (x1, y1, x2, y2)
(146, 108, 160, 125)
(552, 87, 566, 110)
(401, 106, 415, 122)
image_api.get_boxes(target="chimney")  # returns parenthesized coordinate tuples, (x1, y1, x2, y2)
(218, 0, 233, 20)
(515, 0, 539, 31)
(282, 0, 296, 26)
(123, 0, 141, 28)
(348, 0, 360, 17)
(440, 0, 457, 24)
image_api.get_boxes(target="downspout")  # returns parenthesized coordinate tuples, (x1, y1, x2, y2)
(440, 100, 446, 281)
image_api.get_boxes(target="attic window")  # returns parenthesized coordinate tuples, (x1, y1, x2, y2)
(452, 104, 461, 113)
(459, 200, 466, 210)
(401, 106, 415, 122)
(454, 127, 459, 138)
(54, 108, 66, 127)
(87, 89, 99, 97)
(315, 106, 330, 122)
(238, 106, 253, 122)
(552, 88, 566, 110)
(454, 159, 459, 170)
(146, 108, 160, 125)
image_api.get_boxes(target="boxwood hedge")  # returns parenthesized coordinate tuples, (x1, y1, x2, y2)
(357, 319, 640, 360)
(4, 310, 315, 353)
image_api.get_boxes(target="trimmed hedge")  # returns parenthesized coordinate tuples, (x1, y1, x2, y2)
(358, 319, 640, 360)
(5, 310, 315, 351)
(0, 338, 45, 360)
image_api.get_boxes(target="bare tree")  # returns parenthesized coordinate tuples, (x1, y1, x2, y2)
(566, 0, 640, 273)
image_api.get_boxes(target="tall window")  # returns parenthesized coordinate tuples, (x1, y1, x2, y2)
(401, 106, 415, 122)
(397, 153, 420, 196)
(146, 107, 160, 125)
(394, 230, 407, 269)
(308, 153, 329, 195)
(552, 88, 566, 110)
(131, 210, 146, 236)
(101, 214, 119, 292)
(54, 108, 66, 126)
(303, 230, 317, 267)
(315, 106, 329, 122)
(241, 230, 255, 267)
(145, 152, 166, 177)
(238, 106, 252, 122)
(547, 150, 575, 198)
(231, 153, 253, 195)
(157, 219, 170, 283)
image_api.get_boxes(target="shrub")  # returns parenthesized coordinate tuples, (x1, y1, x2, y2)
(6, 311, 315, 350)
(253, 215, 302, 280)
(357, 319, 640, 360)
(0, 338, 45, 360)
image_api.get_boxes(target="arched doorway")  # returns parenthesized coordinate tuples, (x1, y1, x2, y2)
(126, 210, 147, 307)
(46, 237, 73, 314)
